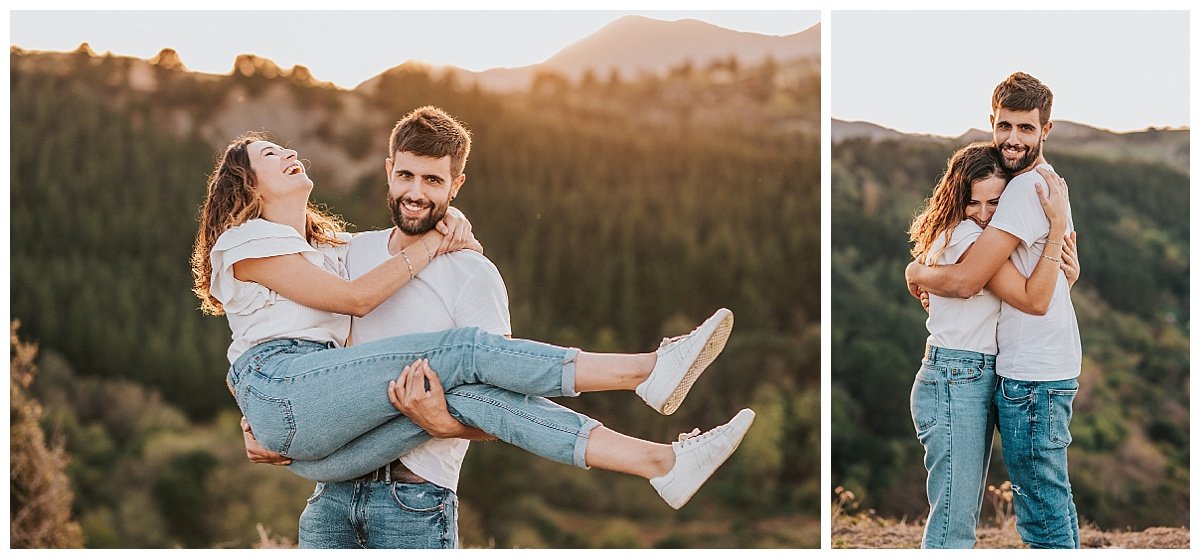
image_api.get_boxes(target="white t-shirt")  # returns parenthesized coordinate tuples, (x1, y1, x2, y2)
(347, 228, 511, 493)
(987, 163, 1082, 381)
(924, 220, 1001, 355)
(210, 219, 351, 364)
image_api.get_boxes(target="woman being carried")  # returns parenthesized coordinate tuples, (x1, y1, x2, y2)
(906, 142, 1078, 547)
(192, 133, 754, 510)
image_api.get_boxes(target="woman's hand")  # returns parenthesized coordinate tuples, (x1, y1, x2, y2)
(905, 260, 924, 300)
(1034, 167, 1070, 234)
(436, 207, 483, 255)
(242, 417, 292, 465)
(1061, 231, 1080, 289)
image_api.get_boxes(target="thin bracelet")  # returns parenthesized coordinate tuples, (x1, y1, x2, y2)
(418, 237, 435, 260)
(1046, 239, 1064, 246)
(399, 249, 416, 280)
(1041, 254, 1062, 263)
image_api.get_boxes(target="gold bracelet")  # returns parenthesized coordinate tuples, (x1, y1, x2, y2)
(399, 249, 416, 280)
(1041, 254, 1062, 263)
(1046, 239, 1064, 246)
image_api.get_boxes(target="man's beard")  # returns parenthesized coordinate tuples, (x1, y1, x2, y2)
(388, 194, 447, 235)
(997, 137, 1042, 174)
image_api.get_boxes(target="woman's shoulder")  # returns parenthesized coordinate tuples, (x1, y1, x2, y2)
(214, 219, 306, 251)
(948, 219, 984, 244)
(926, 220, 984, 265)
(314, 230, 354, 266)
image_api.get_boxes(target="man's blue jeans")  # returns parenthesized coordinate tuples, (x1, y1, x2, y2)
(910, 346, 997, 548)
(298, 480, 457, 548)
(227, 328, 601, 481)
(995, 376, 1080, 549)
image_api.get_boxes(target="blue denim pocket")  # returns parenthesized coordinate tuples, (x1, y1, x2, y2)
(242, 386, 297, 455)
(911, 366, 940, 433)
(1047, 388, 1077, 448)
(306, 482, 327, 505)
(1000, 379, 1035, 403)
(389, 482, 448, 514)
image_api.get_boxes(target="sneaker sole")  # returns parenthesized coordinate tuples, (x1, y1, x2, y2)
(661, 309, 734, 415)
(666, 408, 756, 509)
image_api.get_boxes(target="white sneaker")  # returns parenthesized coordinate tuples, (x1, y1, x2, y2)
(636, 308, 734, 415)
(650, 408, 756, 509)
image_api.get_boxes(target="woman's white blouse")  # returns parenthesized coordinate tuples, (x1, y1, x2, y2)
(924, 220, 1001, 355)
(210, 219, 351, 363)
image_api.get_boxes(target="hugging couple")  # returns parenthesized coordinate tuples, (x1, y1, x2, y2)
(904, 71, 1083, 549)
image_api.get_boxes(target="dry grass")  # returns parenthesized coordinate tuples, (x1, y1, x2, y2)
(831, 494, 1189, 549)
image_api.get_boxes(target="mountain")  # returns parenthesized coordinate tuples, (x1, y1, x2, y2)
(431, 16, 819, 92)
(830, 120, 939, 144)
(833, 118, 1190, 174)
(546, 16, 818, 75)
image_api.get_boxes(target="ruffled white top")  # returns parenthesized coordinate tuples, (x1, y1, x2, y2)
(210, 219, 352, 363)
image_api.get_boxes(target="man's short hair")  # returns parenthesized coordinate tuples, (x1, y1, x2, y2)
(389, 106, 472, 176)
(992, 72, 1054, 126)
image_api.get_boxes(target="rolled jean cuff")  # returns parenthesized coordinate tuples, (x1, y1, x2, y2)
(559, 347, 582, 396)
(573, 417, 603, 469)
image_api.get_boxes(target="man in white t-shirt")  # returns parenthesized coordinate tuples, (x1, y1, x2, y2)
(244, 106, 503, 548)
(905, 72, 1082, 549)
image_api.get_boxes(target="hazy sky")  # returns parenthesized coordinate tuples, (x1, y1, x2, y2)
(9, 10, 820, 90)
(833, 11, 1189, 135)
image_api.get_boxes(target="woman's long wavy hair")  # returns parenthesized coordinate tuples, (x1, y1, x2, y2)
(191, 133, 347, 315)
(908, 142, 1007, 264)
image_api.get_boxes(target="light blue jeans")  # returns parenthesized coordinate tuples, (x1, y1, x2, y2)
(995, 376, 1080, 549)
(226, 327, 601, 481)
(910, 345, 998, 548)
(298, 480, 457, 548)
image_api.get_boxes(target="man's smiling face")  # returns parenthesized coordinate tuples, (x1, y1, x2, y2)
(990, 107, 1050, 174)
(386, 150, 464, 235)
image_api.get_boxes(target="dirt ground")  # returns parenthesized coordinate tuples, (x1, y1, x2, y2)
(832, 514, 1190, 549)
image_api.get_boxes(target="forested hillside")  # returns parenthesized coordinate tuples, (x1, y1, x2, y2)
(9, 45, 819, 548)
(831, 134, 1189, 531)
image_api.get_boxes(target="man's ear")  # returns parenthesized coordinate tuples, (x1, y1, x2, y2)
(449, 173, 466, 201)
(989, 113, 995, 129)
(385, 157, 393, 180)
(1041, 120, 1054, 141)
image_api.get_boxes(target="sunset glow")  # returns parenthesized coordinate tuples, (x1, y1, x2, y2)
(10, 10, 820, 90)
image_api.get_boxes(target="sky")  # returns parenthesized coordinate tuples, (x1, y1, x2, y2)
(9, 10, 821, 90)
(833, 10, 1190, 136)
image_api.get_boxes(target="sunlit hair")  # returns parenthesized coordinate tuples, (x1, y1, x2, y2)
(909, 142, 1008, 264)
(992, 71, 1053, 125)
(191, 133, 347, 315)
(389, 106, 471, 177)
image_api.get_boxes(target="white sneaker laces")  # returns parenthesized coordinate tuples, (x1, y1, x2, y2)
(660, 318, 708, 349)
(676, 427, 704, 443)
(659, 334, 686, 349)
